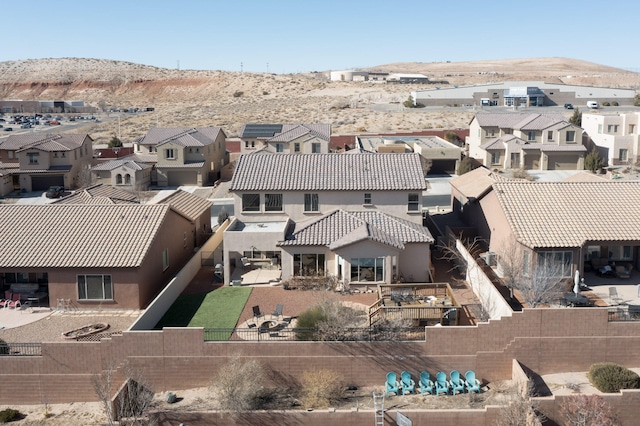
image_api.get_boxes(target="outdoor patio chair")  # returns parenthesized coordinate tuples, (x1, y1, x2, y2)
(435, 371, 450, 395)
(400, 370, 415, 395)
(241, 257, 251, 269)
(615, 265, 631, 279)
(272, 304, 283, 320)
(252, 305, 264, 324)
(609, 287, 623, 305)
(385, 372, 400, 396)
(4, 293, 21, 309)
(419, 371, 434, 395)
(449, 370, 465, 395)
(464, 370, 481, 393)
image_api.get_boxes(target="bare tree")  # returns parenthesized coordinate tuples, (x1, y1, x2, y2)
(497, 381, 544, 426)
(92, 366, 116, 426)
(515, 257, 566, 308)
(117, 362, 155, 426)
(560, 394, 619, 426)
(215, 355, 267, 412)
(497, 238, 525, 299)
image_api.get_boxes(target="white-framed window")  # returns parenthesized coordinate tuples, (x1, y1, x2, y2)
(116, 174, 122, 185)
(165, 148, 176, 159)
(620, 149, 628, 162)
(547, 131, 553, 141)
(408, 193, 420, 211)
(565, 131, 575, 143)
(242, 193, 260, 212)
(304, 193, 319, 212)
(629, 124, 635, 134)
(77, 274, 113, 300)
(537, 251, 573, 277)
(275, 143, 283, 153)
(351, 257, 384, 282)
(293, 253, 325, 276)
(491, 152, 501, 165)
(485, 128, 496, 137)
(125, 174, 131, 184)
(364, 193, 372, 205)
(527, 131, 536, 141)
(265, 193, 283, 212)
(610, 246, 632, 260)
(27, 152, 39, 165)
(294, 143, 300, 153)
(312, 143, 321, 153)
(162, 248, 169, 271)
(598, 124, 603, 134)
(607, 125, 619, 133)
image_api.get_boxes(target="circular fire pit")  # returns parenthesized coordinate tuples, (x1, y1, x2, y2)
(258, 320, 277, 333)
(62, 323, 110, 340)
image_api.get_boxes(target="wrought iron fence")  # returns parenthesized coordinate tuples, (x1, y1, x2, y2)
(608, 307, 640, 322)
(0, 342, 42, 356)
(204, 327, 426, 342)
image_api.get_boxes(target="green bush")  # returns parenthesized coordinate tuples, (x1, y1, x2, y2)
(602, 101, 611, 106)
(295, 305, 326, 340)
(0, 408, 23, 423)
(611, 101, 619, 106)
(587, 362, 640, 393)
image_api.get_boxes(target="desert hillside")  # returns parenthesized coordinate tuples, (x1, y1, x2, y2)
(0, 57, 638, 144)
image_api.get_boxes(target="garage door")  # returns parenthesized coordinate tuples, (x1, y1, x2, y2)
(168, 171, 198, 186)
(547, 154, 577, 170)
(429, 160, 457, 175)
(32, 175, 64, 191)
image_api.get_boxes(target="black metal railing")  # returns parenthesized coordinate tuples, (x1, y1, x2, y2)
(0, 342, 42, 356)
(608, 307, 640, 322)
(204, 327, 426, 342)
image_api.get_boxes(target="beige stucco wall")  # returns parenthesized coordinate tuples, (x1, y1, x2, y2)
(233, 190, 424, 224)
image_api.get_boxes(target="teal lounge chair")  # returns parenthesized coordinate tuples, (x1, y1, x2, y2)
(386, 372, 400, 396)
(465, 370, 481, 393)
(435, 371, 450, 395)
(449, 370, 465, 395)
(419, 371, 434, 395)
(400, 370, 415, 395)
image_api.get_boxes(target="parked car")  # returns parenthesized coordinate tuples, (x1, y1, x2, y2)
(587, 101, 599, 109)
(49, 120, 60, 125)
(20, 123, 32, 128)
(3, 127, 13, 131)
(564, 103, 574, 109)
(45, 186, 64, 198)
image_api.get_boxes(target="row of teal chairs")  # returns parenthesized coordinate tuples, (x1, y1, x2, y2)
(386, 370, 481, 396)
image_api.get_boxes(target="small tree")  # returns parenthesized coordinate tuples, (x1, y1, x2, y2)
(300, 369, 346, 409)
(217, 207, 229, 226)
(457, 156, 475, 175)
(497, 238, 525, 299)
(215, 355, 267, 412)
(444, 130, 460, 144)
(403, 95, 416, 108)
(585, 147, 605, 173)
(560, 395, 619, 426)
(514, 256, 565, 307)
(569, 108, 582, 126)
(108, 136, 123, 148)
(497, 381, 544, 426)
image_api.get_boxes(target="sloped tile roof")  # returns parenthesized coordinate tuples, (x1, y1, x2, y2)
(54, 184, 139, 205)
(450, 166, 505, 199)
(278, 210, 433, 249)
(268, 124, 331, 142)
(0, 204, 170, 268)
(91, 157, 153, 171)
(493, 181, 640, 248)
(150, 189, 212, 222)
(474, 113, 567, 130)
(159, 161, 205, 168)
(0, 134, 89, 152)
(137, 127, 223, 147)
(230, 153, 426, 191)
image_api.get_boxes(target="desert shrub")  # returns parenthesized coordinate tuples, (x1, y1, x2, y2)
(444, 130, 460, 144)
(0, 408, 23, 422)
(457, 156, 475, 175)
(611, 101, 619, 106)
(300, 369, 346, 409)
(295, 299, 365, 341)
(215, 356, 268, 411)
(602, 101, 610, 106)
(587, 362, 640, 393)
(512, 168, 534, 181)
(281, 275, 338, 291)
(262, 91, 269, 95)
(560, 394, 618, 426)
(233, 91, 243, 98)
(634, 94, 640, 107)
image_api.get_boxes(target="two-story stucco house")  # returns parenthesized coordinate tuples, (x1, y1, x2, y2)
(91, 154, 154, 191)
(466, 113, 585, 170)
(132, 127, 228, 187)
(239, 123, 331, 154)
(582, 112, 640, 166)
(0, 133, 93, 194)
(223, 152, 434, 286)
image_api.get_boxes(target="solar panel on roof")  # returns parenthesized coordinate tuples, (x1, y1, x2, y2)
(241, 124, 283, 138)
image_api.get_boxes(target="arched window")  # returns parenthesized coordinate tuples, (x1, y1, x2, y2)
(116, 174, 122, 185)
(125, 174, 131, 184)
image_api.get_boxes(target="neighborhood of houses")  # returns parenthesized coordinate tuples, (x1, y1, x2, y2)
(1, 94, 640, 424)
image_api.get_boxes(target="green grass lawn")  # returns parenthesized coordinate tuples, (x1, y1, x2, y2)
(155, 287, 252, 330)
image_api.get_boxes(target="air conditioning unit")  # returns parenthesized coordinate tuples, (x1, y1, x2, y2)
(486, 252, 497, 267)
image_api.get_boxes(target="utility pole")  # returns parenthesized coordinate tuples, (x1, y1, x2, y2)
(240, 62, 243, 73)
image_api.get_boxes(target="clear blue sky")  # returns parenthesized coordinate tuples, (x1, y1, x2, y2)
(2, 0, 638, 73)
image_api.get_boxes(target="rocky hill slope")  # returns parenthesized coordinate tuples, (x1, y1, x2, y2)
(0, 57, 637, 143)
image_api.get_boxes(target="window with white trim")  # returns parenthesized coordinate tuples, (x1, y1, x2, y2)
(408, 193, 420, 211)
(565, 131, 575, 143)
(350, 257, 384, 282)
(304, 193, 319, 212)
(165, 148, 175, 159)
(527, 131, 536, 141)
(491, 152, 501, 165)
(242, 193, 260, 212)
(265, 193, 283, 212)
(27, 152, 39, 165)
(364, 193, 372, 205)
(537, 251, 572, 277)
(293, 253, 325, 276)
(77, 274, 113, 300)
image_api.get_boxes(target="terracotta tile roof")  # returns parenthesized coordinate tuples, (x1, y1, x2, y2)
(54, 184, 139, 205)
(91, 157, 153, 171)
(493, 181, 640, 248)
(0, 204, 170, 268)
(137, 127, 223, 147)
(150, 189, 212, 222)
(278, 209, 433, 249)
(230, 153, 426, 191)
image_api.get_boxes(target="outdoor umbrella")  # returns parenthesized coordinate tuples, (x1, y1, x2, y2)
(573, 270, 580, 295)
